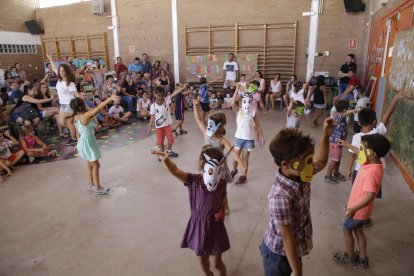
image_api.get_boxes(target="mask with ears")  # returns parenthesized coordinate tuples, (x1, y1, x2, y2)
(284, 154, 314, 182)
(357, 143, 374, 165)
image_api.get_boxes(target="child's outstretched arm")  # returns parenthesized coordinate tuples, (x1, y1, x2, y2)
(81, 94, 119, 124)
(193, 99, 206, 134)
(337, 139, 359, 154)
(381, 89, 408, 126)
(230, 89, 239, 113)
(45, 53, 58, 75)
(170, 83, 189, 99)
(314, 118, 335, 169)
(343, 109, 358, 117)
(151, 150, 188, 182)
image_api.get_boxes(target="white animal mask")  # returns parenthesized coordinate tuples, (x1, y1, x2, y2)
(241, 93, 253, 113)
(206, 118, 221, 137)
(202, 146, 234, 192)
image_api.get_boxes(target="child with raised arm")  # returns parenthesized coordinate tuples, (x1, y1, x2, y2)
(147, 86, 178, 159)
(261, 118, 334, 276)
(230, 82, 265, 185)
(70, 94, 119, 195)
(193, 98, 247, 214)
(334, 134, 390, 269)
(151, 145, 230, 276)
(171, 83, 191, 136)
(324, 100, 357, 184)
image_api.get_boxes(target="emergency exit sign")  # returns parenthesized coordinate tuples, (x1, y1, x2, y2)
(349, 38, 357, 49)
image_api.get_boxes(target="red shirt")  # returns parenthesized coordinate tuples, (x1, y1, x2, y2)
(349, 75, 361, 87)
(114, 63, 128, 77)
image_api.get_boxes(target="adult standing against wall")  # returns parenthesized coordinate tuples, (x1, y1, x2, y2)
(139, 53, 152, 75)
(337, 54, 357, 96)
(222, 53, 239, 95)
(47, 54, 80, 146)
(114, 57, 128, 78)
(128, 57, 142, 74)
(15, 63, 27, 82)
(66, 56, 77, 73)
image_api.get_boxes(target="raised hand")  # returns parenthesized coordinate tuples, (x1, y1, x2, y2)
(150, 149, 169, 160)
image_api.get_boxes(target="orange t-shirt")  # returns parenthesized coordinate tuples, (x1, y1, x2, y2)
(347, 163, 383, 220)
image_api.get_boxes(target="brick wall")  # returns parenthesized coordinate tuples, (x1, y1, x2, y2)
(35, 1, 114, 66)
(0, 46, 44, 81)
(0, 0, 38, 32)
(314, 0, 369, 84)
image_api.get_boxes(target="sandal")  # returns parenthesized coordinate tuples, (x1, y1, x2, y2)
(47, 150, 58, 158)
(333, 252, 357, 266)
(179, 129, 188, 135)
(230, 169, 238, 178)
(334, 172, 347, 181)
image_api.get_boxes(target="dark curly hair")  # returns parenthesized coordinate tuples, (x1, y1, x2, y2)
(58, 64, 77, 86)
(269, 128, 314, 166)
(361, 133, 390, 158)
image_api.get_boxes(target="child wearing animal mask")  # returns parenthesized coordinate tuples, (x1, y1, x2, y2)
(151, 145, 230, 276)
(147, 86, 178, 159)
(230, 81, 265, 185)
(261, 119, 334, 276)
(193, 99, 247, 214)
(335, 134, 390, 269)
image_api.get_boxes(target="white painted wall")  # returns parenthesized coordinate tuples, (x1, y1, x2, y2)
(0, 31, 41, 44)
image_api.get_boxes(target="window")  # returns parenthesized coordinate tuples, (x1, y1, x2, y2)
(38, 0, 91, 9)
(0, 44, 38, 54)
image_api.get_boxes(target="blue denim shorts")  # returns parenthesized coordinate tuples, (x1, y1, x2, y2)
(234, 138, 255, 151)
(60, 104, 73, 113)
(343, 218, 365, 230)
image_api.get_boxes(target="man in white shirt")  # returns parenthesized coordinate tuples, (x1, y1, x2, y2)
(222, 53, 239, 91)
(108, 99, 131, 123)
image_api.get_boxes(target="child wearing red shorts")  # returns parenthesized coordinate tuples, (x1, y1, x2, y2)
(147, 86, 178, 160)
(325, 100, 357, 184)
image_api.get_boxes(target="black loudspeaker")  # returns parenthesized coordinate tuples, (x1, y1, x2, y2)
(344, 0, 366, 13)
(25, 20, 42, 35)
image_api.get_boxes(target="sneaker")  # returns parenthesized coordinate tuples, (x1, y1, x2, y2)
(334, 173, 347, 181)
(325, 175, 339, 184)
(333, 252, 357, 266)
(95, 187, 110, 195)
(28, 156, 35, 163)
(230, 169, 238, 178)
(153, 145, 161, 151)
(87, 183, 94, 191)
(65, 139, 77, 147)
(363, 218, 372, 228)
(358, 256, 369, 269)
(235, 175, 247, 185)
(179, 130, 188, 135)
(167, 150, 179, 157)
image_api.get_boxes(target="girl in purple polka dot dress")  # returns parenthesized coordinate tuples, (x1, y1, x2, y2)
(151, 145, 230, 276)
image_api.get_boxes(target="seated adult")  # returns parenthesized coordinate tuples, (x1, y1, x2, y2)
(10, 84, 52, 128)
(151, 59, 161, 80)
(120, 74, 137, 112)
(128, 57, 142, 74)
(35, 82, 63, 136)
(136, 91, 151, 120)
(265, 73, 282, 110)
(9, 81, 22, 104)
(108, 99, 131, 123)
(333, 70, 360, 105)
(103, 75, 121, 99)
(154, 69, 171, 93)
(283, 74, 297, 107)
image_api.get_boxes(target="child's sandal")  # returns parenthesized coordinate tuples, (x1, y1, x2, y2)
(333, 252, 357, 266)
(179, 129, 188, 135)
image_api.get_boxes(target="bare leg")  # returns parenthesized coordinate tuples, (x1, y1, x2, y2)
(241, 150, 250, 176)
(91, 160, 101, 189)
(65, 116, 76, 140)
(10, 150, 25, 166)
(87, 161, 93, 185)
(53, 113, 63, 134)
(265, 94, 270, 110)
(211, 255, 226, 276)
(325, 161, 336, 177)
(355, 226, 367, 259)
(283, 93, 289, 108)
(232, 148, 242, 172)
(311, 108, 324, 126)
(198, 256, 211, 276)
(270, 94, 275, 110)
(343, 228, 355, 257)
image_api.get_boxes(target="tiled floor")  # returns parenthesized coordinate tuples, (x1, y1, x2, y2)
(1, 109, 413, 276)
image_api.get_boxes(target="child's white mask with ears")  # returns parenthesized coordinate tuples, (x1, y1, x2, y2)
(202, 153, 224, 192)
(206, 119, 221, 137)
(202, 146, 234, 192)
(241, 93, 253, 113)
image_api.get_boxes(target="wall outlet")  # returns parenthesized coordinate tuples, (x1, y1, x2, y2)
(324, 51, 330, 56)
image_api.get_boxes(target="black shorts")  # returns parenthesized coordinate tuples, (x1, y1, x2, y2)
(175, 106, 184, 121)
(200, 102, 210, 112)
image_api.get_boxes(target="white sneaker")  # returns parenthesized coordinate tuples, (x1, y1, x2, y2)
(152, 145, 161, 151)
(95, 187, 110, 195)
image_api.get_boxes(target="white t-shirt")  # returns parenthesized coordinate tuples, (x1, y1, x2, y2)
(350, 122, 387, 171)
(150, 101, 172, 128)
(290, 89, 305, 103)
(354, 97, 369, 122)
(108, 105, 124, 116)
(137, 98, 151, 112)
(223, 61, 239, 81)
(0, 68, 5, 88)
(56, 80, 77, 105)
(270, 80, 281, 93)
(286, 113, 300, 129)
(235, 110, 256, 140)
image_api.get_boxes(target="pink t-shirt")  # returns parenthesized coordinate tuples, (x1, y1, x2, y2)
(347, 163, 383, 220)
